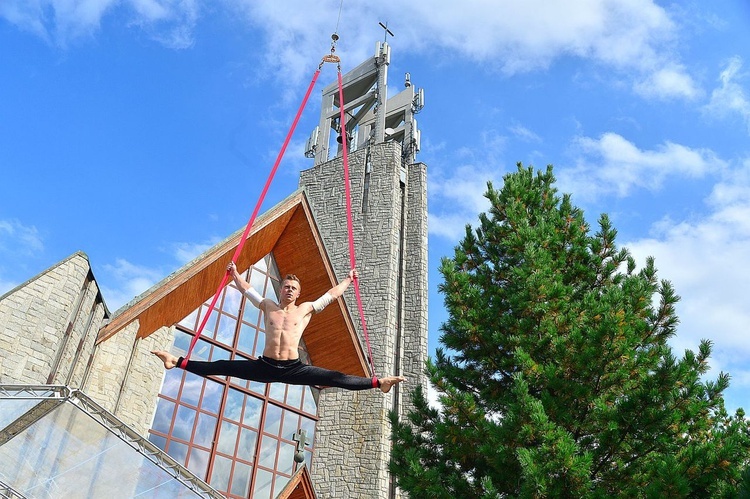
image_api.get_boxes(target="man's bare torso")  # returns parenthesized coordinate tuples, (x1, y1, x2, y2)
(261, 300, 314, 360)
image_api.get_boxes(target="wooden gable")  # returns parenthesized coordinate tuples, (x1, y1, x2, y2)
(276, 465, 317, 499)
(97, 191, 369, 377)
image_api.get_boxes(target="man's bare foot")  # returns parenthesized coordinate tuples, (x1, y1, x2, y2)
(152, 350, 179, 369)
(379, 375, 406, 393)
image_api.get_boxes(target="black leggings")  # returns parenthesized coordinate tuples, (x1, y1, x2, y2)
(179, 356, 378, 391)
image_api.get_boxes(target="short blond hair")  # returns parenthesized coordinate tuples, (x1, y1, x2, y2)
(283, 274, 301, 288)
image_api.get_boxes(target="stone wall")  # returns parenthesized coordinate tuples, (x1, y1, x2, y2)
(0, 250, 169, 438)
(0, 252, 105, 386)
(299, 142, 428, 498)
(401, 162, 429, 417)
(84, 322, 172, 435)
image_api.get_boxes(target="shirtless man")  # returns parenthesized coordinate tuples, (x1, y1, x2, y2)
(152, 261, 406, 393)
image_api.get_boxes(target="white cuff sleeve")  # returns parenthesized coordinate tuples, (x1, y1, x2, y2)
(243, 287, 263, 308)
(311, 292, 335, 313)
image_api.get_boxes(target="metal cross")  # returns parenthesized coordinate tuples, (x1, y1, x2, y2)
(379, 21, 394, 43)
(293, 428, 310, 464)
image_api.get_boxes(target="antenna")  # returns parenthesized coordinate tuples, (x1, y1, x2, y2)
(305, 126, 319, 158)
(378, 21, 394, 43)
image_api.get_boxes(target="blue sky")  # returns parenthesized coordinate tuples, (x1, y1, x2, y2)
(2, 1, 749, 412)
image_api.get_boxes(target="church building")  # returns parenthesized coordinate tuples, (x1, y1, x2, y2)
(0, 41, 427, 499)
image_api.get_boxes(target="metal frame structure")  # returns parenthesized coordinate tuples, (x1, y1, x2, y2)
(0, 385, 224, 499)
(305, 41, 424, 167)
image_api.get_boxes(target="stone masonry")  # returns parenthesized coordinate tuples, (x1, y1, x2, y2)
(0, 252, 105, 386)
(0, 251, 169, 435)
(299, 141, 428, 498)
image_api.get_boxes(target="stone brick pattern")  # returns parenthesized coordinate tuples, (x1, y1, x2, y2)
(401, 162, 429, 418)
(0, 252, 105, 386)
(299, 142, 428, 498)
(0, 251, 170, 437)
(84, 323, 173, 435)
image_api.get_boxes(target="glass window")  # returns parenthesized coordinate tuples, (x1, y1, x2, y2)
(148, 433, 167, 451)
(224, 388, 244, 422)
(275, 472, 292, 494)
(223, 285, 242, 317)
(160, 368, 183, 400)
(238, 428, 258, 459)
(188, 447, 210, 478)
(230, 461, 252, 497)
(263, 404, 282, 436)
(173, 330, 192, 356)
(258, 435, 278, 469)
(210, 344, 231, 361)
(242, 302, 260, 325)
(200, 379, 224, 415)
(237, 322, 256, 355)
(282, 411, 300, 440)
(151, 397, 175, 434)
(210, 455, 232, 492)
(286, 384, 303, 409)
(149, 253, 318, 494)
(180, 373, 204, 407)
(172, 405, 196, 442)
(194, 412, 217, 448)
(250, 270, 267, 297)
(300, 416, 316, 445)
(277, 441, 296, 475)
(168, 440, 189, 464)
(269, 383, 285, 404)
(217, 420, 238, 455)
(254, 331, 266, 357)
(215, 313, 237, 346)
(252, 469, 273, 499)
(179, 308, 198, 330)
(243, 396, 263, 428)
(302, 386, 317, 415)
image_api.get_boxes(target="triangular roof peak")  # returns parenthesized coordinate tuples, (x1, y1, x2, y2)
(277, 464, 317, 499)
(97, 190, 369, 377)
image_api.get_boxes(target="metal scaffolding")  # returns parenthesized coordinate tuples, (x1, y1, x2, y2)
(0, 385, 224, 499)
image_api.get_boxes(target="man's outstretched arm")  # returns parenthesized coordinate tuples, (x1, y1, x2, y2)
(228, 261, 265, 308)
(311, 269, 358, 313)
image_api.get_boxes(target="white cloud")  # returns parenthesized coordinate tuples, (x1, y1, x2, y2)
(427, 131, 509, 241)
(426, 380, 442, 412)
(704, 57, 750, 134)
(0, 0, 198, 48)
(128, 0, 199, 49)
(559, 132, 725, 199)
(0, 219, 44, 255)
(171, 239, 219, 264)
(634, 64, 701, 100)
(238, 0, 694, 99)
(508, 124, 542, 143)
(625, 158, 750, 409)
(0, 277, 19, 297)
(100, 257, 163, 310)
(0, 219, 43, 297)
(1, 0, 696, 98)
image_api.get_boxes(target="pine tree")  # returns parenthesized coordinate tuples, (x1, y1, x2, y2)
(390, 164, 750, 497)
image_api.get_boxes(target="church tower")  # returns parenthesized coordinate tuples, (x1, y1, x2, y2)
(299, 40, 428, 498)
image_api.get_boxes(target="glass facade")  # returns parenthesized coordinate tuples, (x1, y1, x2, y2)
(0, 385, 223, 499)
(148, 255, 318, 499)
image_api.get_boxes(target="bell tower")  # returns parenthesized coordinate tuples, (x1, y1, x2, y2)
(299, 40, 428, 498)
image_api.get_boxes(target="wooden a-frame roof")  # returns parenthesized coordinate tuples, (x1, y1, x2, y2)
(97, 190, 370, 377)
(277, 465, 317, 499)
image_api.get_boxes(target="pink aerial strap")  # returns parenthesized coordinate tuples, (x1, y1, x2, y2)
(179, 67, 322, 367)
(336, 68, 378, 379)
